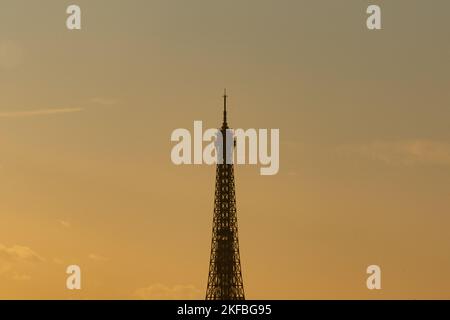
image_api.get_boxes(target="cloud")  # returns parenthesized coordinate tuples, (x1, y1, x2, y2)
(59, 220, 71, 228)
(0, 97, 117, 120)
(134, 284, 202, 300)
(0, 107, 83, 118)
(338, 139, 450, 166)
(0, 245, 43, 281)
(0, 263, 12, 275)
(0, 244, 44, 263)
(52, 258, 65, 265)
(88, 253, 109, 262)
(90, 97, 118, 106)
(12, 273, 31, 281)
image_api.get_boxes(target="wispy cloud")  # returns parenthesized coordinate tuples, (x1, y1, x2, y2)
(58, 220, 71, 228)
(0, 263, 12, 275)
(88, 253, 109, 262)
(90, 97, 118, 106)
(52, 258, 65, 265)
(134, 284, 202, 300)
(0, 244, 44, 263)
(338, 139, 450, 166)
(12, 273, 31, 281)
(0, 96, 118, 119)
(0, 107, 83, 118)
(0, 244, 43, 281)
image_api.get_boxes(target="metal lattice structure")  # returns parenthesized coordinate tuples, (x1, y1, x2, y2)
(206, 91, 245, 300)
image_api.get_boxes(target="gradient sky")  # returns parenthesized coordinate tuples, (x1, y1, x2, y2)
(0, 0, 449, 299)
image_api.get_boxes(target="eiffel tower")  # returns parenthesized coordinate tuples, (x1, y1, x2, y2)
(206, 90, 245, 300)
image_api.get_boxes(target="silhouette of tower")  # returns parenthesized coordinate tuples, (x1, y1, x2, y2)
(206, 90, 245, 300)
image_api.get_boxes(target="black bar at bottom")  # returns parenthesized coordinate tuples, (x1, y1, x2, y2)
(0, 300, 446, 319)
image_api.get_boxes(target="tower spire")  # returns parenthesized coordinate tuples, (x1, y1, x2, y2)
(222, 89, 228, 129)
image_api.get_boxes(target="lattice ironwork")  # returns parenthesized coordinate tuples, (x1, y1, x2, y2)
(206, 91, 245, 300)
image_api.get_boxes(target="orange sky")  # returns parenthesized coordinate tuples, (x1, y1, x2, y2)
(0, 0, 449, 299)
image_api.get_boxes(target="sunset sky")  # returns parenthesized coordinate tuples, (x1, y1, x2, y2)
(0, 0, 449, 299)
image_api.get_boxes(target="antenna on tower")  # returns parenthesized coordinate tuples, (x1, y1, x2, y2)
(222, 88, 228, 129)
